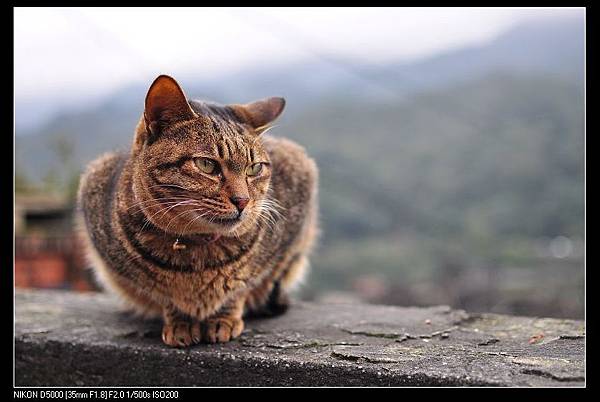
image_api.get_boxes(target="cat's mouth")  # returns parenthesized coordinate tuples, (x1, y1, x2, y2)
(210, 214, 244, 227)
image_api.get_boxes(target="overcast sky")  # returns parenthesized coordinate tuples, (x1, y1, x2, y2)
(14, 7, 582, 103)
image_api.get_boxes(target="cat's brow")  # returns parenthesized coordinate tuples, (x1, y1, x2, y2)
(215, 143, 225, 159)
(189, 142, 220, 159)
(224, 138, 234, 158)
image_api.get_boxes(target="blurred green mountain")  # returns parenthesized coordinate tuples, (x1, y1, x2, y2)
(285, 72, 583, 318)
(286, 72, 583, 242)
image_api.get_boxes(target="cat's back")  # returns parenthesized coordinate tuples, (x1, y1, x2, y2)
(261, 135, 318, 255)
(77, 151, 127, 232)
(262, 135, 318, 207)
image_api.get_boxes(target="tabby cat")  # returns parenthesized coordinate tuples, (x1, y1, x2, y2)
(77, 75, 318, 347)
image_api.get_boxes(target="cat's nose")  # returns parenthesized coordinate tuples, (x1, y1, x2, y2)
(230, 196, 250, 212)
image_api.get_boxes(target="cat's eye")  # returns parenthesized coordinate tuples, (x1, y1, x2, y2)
(246, 163, 264, 177)
(194, 158, 220, 175)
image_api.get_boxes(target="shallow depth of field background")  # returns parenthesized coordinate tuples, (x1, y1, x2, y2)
(14, 7, 584, 318)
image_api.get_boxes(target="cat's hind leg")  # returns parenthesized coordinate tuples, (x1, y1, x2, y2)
(244, 253, 309, 318)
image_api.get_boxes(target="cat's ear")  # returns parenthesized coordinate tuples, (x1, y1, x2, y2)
(143, 75, 197, 139)
(229, 97, 286, 133)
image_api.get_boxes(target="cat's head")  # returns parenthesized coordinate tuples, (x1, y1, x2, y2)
(130, 75, 285, 237)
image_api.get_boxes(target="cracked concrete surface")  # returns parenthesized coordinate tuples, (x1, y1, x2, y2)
(15, 289, 585, 387)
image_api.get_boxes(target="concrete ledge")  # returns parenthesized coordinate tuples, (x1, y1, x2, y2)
(15, 289, 585, 387)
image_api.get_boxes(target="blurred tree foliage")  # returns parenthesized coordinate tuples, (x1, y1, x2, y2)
(15, 169, 35, 194)
(285, 73, 583, 243)
(282, 73, 583, 316)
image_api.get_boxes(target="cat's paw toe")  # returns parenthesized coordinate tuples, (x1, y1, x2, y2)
(202, 317, 244, 343)
(162, 321, 201, 347)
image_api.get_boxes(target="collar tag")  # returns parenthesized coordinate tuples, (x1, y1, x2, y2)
(172, 239, 186, 250)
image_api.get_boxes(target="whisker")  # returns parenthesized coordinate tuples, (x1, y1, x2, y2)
(164, 206, 208, 235)
(259, 198, 285, 224)
(138, 200, 199, 237)
(126, 197, 190, 211)
(256, 206, 277, 233)
(179, 210, 212, 237)
(127, 201, 191, 216)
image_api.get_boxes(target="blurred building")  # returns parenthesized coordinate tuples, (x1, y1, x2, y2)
(14, 195, 97, 291)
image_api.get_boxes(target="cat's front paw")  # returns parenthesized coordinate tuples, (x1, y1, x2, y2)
(162, 320, 201, 347)
(201, 316, 244, 343)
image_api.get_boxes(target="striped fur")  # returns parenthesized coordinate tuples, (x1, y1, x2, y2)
(77, 76, 318, 347)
